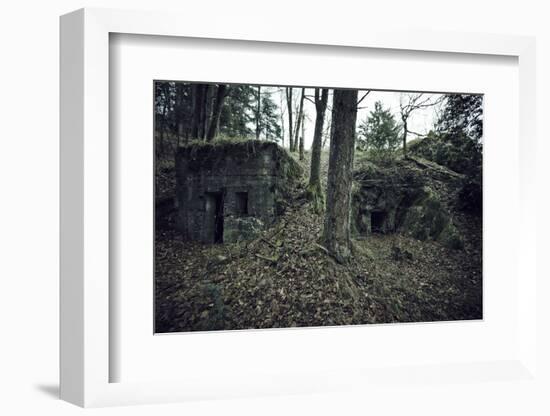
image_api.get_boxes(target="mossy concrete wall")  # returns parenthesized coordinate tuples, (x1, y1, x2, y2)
(176, 140, 300, 244)
(352, 157, 465, 249)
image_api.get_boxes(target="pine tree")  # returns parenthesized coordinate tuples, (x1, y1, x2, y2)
(436, 94, 483, 142)
(357, 101, 400, 154)
(218, 85, 256, 138)
(259, 93, 282, 142)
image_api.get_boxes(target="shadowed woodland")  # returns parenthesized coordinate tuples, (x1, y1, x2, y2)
(154, 82, 482, 332)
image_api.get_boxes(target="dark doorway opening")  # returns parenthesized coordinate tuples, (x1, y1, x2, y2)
(235, 191, 249, 216)
(205, 192, 224, 243)
(371, 211, 386, 233)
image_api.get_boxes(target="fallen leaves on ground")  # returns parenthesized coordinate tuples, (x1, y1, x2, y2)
(155, 151, 482, 333)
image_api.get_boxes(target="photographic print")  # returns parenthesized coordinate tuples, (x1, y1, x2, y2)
(154, 82, 482, 333)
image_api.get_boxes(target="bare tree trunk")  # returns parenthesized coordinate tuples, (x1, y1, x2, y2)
(201, 85, 212, 139)
(307, 88, 329, 212)
(159, 83, 170, 156)
(199, 85, 206, 139)
(402, 118, 408, 157)
(191, 84, 205, 139)
(322, 89, 358, 263)
(206, 85, 228, 141)
(323, 110, 332, 149)
(292, 88, 305, 152)
(322, 124, 330, 148)
(175, 84, 188, 150)
(255, 86, 261, 140)
(398, 93, 441, 157)
(299, 112, 305, 161)
(309, 88, 328, 188)
(175, 83, 185, 143)
(286, 87, 293, 150)
(279, 89, 285, 148)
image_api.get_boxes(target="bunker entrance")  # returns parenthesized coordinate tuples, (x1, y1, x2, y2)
(371, 211, 386, 234)
(205, 192, 224, 243)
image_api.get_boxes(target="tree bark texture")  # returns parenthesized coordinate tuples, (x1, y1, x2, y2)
(255, 86, 261, 140)
(323, 89, 358, 263)
(293, 88, 305, 152)
(279, 90, 285, 147)
(191, 84, 201, 139)
(286, 88, 293, 150)
(206, 85, 228, 141)
(175, 83, 185, 141)
(299, 112, 305, 160)
(402, 118, 408, 157)
(309, 88, 328, 188)
(192, 84, 209, 139)
(201, 85, 212, 139)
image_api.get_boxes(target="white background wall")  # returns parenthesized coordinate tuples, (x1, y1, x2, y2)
(0, 0, 548, 414)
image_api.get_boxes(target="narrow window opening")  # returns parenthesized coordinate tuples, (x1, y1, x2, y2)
(235, 192, 248, 216)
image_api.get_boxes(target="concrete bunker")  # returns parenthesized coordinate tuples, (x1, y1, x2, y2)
(176, 140, 301, 244)
(352, 157, 465, 249)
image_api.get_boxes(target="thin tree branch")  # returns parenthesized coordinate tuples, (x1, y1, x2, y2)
(407, 129, 426, 137)
(357, 90, 371, 106)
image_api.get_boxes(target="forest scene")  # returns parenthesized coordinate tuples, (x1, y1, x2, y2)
(154, 81, 483, 333)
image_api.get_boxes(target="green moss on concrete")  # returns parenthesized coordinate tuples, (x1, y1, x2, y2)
(400, 187, 463, 249)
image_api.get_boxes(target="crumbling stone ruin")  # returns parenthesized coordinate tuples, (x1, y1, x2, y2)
(176, 140, 301, 244)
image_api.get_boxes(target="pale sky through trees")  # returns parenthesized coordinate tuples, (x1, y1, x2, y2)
(262, 87, 444, 150)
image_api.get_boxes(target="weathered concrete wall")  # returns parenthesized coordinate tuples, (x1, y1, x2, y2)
(352, 157, 465, 249)
(353, 179, 409, 235)
(175, 141, 299, 244)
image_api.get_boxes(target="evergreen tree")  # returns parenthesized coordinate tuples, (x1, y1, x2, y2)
(357, 101, 400, 153)
(411, 94, 483, 214)
(259, 93, 282, 142)
(436, 94, 483, 143)
(219, 85, 256, 138)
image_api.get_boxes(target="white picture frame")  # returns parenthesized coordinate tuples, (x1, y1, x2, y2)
(60, 7, 538, 408)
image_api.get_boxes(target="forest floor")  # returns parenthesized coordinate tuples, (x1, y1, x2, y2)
(155, 150, 482, 332)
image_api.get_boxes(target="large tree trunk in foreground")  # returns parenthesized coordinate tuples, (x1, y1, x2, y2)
(206, 85, 228, 141)
(286, 88, 293, 150)
(323, 89, 358, 263)
(307, 88, 328, 212)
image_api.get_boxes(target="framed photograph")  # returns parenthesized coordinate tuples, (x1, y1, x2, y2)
(153, 82, 483, 334)
(60, 8, 538, 408)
